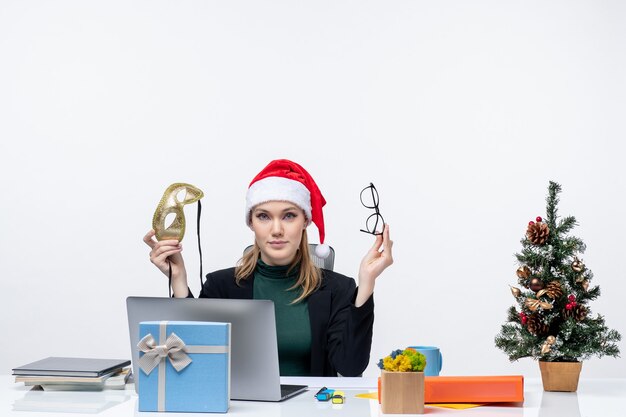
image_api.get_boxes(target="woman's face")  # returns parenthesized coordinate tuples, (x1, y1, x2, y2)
(250, 201, 307, 266)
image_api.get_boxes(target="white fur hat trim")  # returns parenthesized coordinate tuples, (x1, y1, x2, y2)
(245, 176, 312, 226)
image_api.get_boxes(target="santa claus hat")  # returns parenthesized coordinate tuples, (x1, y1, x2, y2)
(245, 159, 330, 258)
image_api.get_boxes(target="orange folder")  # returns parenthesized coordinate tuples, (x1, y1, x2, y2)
(378, 375, 524, 404)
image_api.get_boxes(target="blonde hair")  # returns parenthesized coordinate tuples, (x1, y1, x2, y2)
(235, 230, 321, 304)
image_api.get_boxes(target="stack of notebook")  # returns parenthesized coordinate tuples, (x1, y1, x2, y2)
(13, 357, 131, 391)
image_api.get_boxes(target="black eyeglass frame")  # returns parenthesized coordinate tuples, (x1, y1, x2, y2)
(360, 182, 385, 236)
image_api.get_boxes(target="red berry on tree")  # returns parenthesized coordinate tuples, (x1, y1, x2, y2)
(536, 216, 542, 222)
(568, 294, 576, 302)
(528, 221, 535, 226)
(566, 303, 574, 310)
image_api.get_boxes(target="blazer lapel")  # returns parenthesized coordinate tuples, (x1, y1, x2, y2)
(308, 288, 331, 375)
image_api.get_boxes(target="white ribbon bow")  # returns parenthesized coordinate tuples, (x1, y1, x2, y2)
(137, 332, 192, 375)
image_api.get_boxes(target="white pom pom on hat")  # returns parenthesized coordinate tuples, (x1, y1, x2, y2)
(245, 159, 331, 258)
(314, 243, 331, 258)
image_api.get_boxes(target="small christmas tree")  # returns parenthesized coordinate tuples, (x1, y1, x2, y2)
(495, 182, 621, 362)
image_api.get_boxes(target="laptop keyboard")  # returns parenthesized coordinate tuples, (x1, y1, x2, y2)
(280, 384, 307, 399)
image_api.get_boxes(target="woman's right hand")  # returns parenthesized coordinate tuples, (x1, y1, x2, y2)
(143, 230, 189, 295)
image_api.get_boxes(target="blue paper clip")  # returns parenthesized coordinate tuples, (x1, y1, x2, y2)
(314, 387, 335, 401)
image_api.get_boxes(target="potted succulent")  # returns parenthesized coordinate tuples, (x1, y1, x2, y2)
(495, 182, 621, 392)
(377, 348, 427, 414)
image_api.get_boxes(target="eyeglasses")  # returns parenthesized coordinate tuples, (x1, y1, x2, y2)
(360, 182, 385, 235)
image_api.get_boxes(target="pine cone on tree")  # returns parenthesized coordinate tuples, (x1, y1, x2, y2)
(544, 281, 563, 299)
(563, 305, 588, 321)
(527, 222, 550, 245)
(526, 313, 549, 336)
(575, 305, 588, 321)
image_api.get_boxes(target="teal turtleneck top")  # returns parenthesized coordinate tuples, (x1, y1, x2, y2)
(253, 259, 312, 376)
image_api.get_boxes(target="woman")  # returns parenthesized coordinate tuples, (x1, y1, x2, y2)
(143, 159, 393, 376)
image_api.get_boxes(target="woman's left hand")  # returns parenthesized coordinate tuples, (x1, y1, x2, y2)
(355, 224, 393, 307)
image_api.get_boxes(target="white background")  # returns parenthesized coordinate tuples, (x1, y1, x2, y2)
(1, 0, 625, 378)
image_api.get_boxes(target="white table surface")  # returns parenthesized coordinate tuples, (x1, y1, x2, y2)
(2, 375, 625, 416)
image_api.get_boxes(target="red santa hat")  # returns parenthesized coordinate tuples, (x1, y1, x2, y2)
(245, 159, 330, 258)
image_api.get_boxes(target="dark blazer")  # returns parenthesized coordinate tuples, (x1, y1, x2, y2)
(190, 267, 374, 377)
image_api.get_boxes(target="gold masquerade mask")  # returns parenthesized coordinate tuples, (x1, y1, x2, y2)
(152, 183, 204, 241)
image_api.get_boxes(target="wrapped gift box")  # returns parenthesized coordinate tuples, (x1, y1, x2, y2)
(138, 321, 230, 413)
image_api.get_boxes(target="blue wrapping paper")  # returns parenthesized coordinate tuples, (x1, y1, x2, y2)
(138, 321, 230, 413)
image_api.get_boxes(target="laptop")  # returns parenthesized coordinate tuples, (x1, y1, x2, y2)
(126, 296, 307, 401)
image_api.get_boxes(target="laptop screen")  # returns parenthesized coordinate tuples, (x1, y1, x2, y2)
(126, 297, 287, 401)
